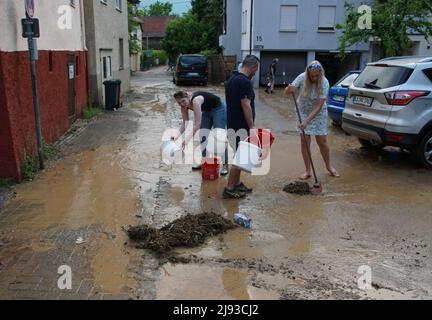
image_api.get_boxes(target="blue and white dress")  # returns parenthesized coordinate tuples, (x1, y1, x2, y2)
(292, 72, 330, 136)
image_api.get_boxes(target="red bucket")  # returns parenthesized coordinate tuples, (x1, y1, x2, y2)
(202, 157, 220, 181)
(248, 129, 275, 160)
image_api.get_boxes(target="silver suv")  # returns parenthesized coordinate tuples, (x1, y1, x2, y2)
(342, 56, 432, 168)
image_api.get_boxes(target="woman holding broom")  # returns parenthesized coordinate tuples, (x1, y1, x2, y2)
(284, 60, 340, 180)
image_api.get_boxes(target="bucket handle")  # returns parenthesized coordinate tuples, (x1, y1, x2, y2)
(243, 134, 264, 159)
(246, 133, 262, 149)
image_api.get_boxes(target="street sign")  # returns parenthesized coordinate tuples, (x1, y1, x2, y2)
(68, 64, 75, 80)
(25, 0, 35, 18)
(21, 18, 40, 38)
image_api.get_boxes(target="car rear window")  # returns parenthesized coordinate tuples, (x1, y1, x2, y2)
(423, 68, 432, 82)
(336, 73, 359, 87)
(180, 56, 207, 67)
(354, 65, 413, 90)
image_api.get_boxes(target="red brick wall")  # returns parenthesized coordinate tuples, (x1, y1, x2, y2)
(0, 55, 19, 181)
(0, 50, 88, 181)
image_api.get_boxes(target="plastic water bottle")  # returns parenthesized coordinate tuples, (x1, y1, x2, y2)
(234, 213, 252, 229)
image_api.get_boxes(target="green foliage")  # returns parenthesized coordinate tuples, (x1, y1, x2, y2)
(161, 0, 223, 58)
(22, 155, 38, 181)
(0, 179, 12, 187)
(138, 1, 173, 17)
(337, 0, 432, 59)
(83, 106, 102, 120)
(162, 12, 214, 58)
(42, 144, 58, 161)
(146, 50, 168, 65)
(129, 37, 141, 55)
(128, 3, 143, 55)
(191, 0, 223, 51)
(199, 49, 219, 57)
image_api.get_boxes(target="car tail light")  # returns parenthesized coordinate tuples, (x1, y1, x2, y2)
(176, 65, 181, 73)
(384, 91, 430, 106)
(384, 134, 403, 141)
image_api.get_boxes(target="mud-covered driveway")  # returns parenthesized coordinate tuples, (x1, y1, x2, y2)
(0, 66, 431, 300)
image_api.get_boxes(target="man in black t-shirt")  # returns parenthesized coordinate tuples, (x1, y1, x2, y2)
(265, 58, 279, 94)
(223, 55, 260, 199)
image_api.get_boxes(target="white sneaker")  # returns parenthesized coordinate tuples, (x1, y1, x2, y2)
(220, 164, 229, 176)
(192, 164, 202, 170)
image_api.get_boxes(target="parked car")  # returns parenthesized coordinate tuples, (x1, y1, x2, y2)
(342, 56, 432, 168)
(327, 71, 361, 126)
(173, 54, 208, 86)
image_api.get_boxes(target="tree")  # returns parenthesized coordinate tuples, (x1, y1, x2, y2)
(138, 1, 173, 17)
(161, 12, 213, 59)
(191, 0, 223, 52)
(128, 3, 142, 55)
(337, 0, 432, 59)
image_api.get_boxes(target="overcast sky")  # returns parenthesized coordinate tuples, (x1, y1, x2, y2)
(139, 0, 191, 15)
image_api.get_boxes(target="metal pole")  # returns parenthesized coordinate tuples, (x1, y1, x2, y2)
(249, 0, 253, 55)
(26, 12, 44, 170)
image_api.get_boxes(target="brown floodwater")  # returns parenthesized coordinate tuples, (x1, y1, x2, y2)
(1, 67, 430, 300)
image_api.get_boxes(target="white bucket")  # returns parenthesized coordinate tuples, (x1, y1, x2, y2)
(160, 140, 182, 165)
(232, 140, 262, 173)
(205, 128, 227, 156)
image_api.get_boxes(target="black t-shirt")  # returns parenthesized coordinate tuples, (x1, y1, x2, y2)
(191, 91, 221, 112)
(225, 72, 255, 131)
(269, 62, 277, 76)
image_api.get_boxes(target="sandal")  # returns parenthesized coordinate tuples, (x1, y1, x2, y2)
(299, 173, 311, 180)
(328, 168, 340, 178)
(222, 188, 246, 199)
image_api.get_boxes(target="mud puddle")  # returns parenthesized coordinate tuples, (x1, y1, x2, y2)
(283, 182, 311, 195)
(128, 212, 237, 255)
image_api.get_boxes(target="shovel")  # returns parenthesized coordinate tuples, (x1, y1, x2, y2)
(292, 93, 323, 195)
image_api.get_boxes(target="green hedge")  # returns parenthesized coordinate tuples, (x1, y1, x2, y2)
(199, 49, 219, 57)
(145, 50, 168, 66)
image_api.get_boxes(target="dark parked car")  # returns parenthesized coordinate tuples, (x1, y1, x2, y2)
(173, 54, 208, 86)
(327, 71, 361, 126)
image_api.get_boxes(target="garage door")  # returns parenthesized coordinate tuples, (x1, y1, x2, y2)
(260, 51, 307, 86)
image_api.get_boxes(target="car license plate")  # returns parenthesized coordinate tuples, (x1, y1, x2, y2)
(188, 72, 199, 76)
(332, 95, 345, 102)
(353, 95, 373, 107)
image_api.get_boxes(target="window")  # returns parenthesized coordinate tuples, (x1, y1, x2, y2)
(423, 68, 432, 82)
(280, 6, 297, 32)
(119, 39, 124, 70)
(115, 0, 122, 11)
(318, 6, 336, 31)
(242, 10, 248, 34)
(354, 66, 413, 90)
(336, 73, 359, 87)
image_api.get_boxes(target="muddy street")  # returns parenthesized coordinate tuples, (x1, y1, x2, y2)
(0, 66, 431, 300)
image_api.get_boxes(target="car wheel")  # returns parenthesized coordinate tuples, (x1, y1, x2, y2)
(332, 120, 341, 127)
(202, 82, 208, 86)
(358, 138, 384, 150)
(416, 131, 432, 169)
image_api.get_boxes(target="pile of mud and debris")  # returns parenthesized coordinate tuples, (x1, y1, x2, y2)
(283, 182, 311, 195)
(127, 212, 237, 255)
